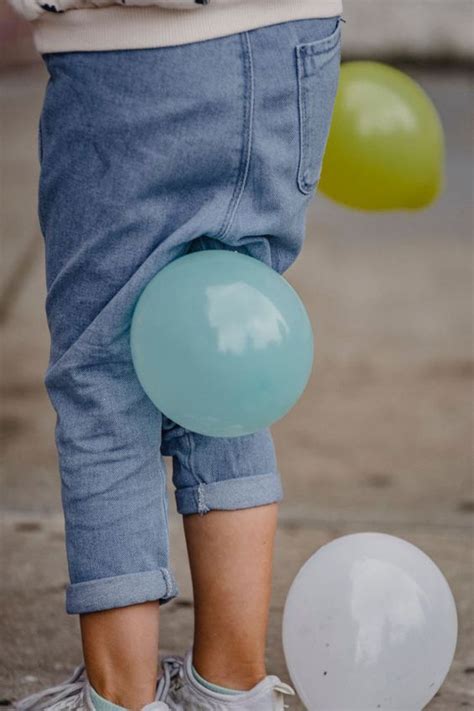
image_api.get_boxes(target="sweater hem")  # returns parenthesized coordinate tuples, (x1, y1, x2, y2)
(32, 0, 343, 54)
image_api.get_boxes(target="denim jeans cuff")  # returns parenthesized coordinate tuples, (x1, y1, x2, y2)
(66, 568, 178, 615)
(175, 472, 283, 515)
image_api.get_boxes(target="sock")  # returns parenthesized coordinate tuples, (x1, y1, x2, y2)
(192, 665, 243, 695)
(89, 685, 128, 711)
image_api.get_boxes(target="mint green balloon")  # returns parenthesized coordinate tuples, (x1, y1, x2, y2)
(131, 250, 314, 437)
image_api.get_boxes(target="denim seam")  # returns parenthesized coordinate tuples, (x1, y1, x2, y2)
(298, 20, 342, 65)
(197, 483, 211, 515)
(185, 430, 201, 488)
(160, 468, 170, 567)
(296, 20, 342, 194)
(217, 30, 254, 240)
(296, 46, 312, 195)
(161, 568, 175, 598)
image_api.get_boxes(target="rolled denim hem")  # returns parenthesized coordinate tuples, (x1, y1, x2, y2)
(175, 472, 283, 516)
(66, 568, 178, 615)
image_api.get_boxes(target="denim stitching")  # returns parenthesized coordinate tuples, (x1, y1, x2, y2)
(217, 31, 254, 240)
(296, 20, 342, 194)
(299, 21, 342, 65)
(161, 567, 174, 597)
(197, 483, 210, 515)
(159, 468, 169, 564)
(185, 430, 202, 488)
(296, 46, 312, 194)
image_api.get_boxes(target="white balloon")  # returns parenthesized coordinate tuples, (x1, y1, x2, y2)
(282, 533, 457, 711)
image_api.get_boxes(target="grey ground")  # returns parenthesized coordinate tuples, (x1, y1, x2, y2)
(0, 65, 473, 709)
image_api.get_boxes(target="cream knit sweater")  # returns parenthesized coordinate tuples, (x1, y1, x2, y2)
(8, 0, 342, 54)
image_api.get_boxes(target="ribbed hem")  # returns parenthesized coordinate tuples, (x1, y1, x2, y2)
(66, 568, 178, 614)
(32, 0, 343, 54)
(175, 472, 283, 515)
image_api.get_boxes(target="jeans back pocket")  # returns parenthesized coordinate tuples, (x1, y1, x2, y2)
(296, 19, 342, 195)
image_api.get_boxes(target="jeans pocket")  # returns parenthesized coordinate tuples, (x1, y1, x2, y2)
(295, 18, 342, 195)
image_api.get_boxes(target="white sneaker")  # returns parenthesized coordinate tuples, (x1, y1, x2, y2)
(157, 651, 295, 710)
(13, 664, 170, 711)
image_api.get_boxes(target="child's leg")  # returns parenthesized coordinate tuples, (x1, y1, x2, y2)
(80, 602, 160, 709)
(184, 505, 278, 689)
(39, 32, 282, 708)
(161, 13, 341, 688)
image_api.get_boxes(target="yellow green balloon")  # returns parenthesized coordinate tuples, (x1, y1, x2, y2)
(319, 61, 444, 210)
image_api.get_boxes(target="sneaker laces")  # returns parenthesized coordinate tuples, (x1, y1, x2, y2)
(156, 656, 185, 701)
(13, 665, 86, 710)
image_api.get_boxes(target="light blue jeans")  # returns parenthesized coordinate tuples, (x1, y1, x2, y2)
(38, 16, 342, 615)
